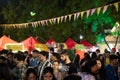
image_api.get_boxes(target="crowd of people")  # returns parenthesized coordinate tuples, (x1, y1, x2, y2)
(0, 46, 120, 80)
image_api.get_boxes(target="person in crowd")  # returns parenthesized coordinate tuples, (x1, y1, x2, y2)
(29, 50, 40, 68)
(80, 52, 91, 66)
(0, 56, 6, 63)
(91, 52, 97, 59)
(0, 49, 9, 58)
(96, 49, 101, 56)
(12, 53, 27, 80)
(97, 54, 105, 64)
(78, 59, 101, 80)
(6, 52, 15, 70)
(60, 49, 77, 75)
(63, 74, 82, 80)
(24, 68, 37, 80)
(104, 51, 110, 66)
(52, 60, 65, 80)
(38, 51, 52, 80)
(51, 52, 60, 62)
(41, 67, 57, 80)
(105, 54, 119, 80)
(73, 54, 81, 72)
(0, 63, 13, 80)
(95, 58, 106, 80)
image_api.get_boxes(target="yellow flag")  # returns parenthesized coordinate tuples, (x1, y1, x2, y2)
(81, 11, 84, 19)
(57, 17, 60, 24)
(49, 19, 53, 24)
(69, 15, 72, 21)
(114, 2, 119, 12)
(97, 7, 101, 15)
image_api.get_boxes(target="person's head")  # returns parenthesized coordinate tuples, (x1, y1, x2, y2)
(39, 51, 49, 62)
(63, 75, 82, 80)
(32, 50, 39, 58)
(42, 67, 56, 80)
(51, 53, 60, 61)
(96, 49, 100, 54)
(81, 59, 99, 75)
(91, 52, 97, 59)
(98, 54, 104, 61)
(84, 52, 91, 60)
(60, 49, 70, 63)
(25, 68, 37, 80)
(96, 59, 102, 70)
(0, 63, 12, 80)
(7, 52, 14, 61)
(13, 53, 24, 63)
(105, 51, 110, 58)
(0, 56, 6, 63)
(52, 60, 60, 71)
(110, 55, 119, 67)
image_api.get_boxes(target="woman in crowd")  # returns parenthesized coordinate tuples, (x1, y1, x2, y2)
(52, 60, 65, 80)
(41, 67, 57, 80)
(78, 59, 101, 80)
(24, 68, 37, 80)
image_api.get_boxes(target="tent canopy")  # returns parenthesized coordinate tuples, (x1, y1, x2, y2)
(80, 39, 93, 48)
(0, 35, 17, 50)
(21, 36, 40, 51)
(46, 38, 55, 45)
(65, 38, 76, 49)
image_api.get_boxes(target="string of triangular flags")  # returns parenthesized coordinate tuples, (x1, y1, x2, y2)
(0, 1, 119, 28)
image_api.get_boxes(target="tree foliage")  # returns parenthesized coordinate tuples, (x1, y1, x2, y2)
(0, 0, 120, 44)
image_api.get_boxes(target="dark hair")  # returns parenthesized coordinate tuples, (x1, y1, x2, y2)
(63, 75, 82, 80)
(0, 63, 13, 80)
(60, 49, 69, 55)
(52, 52, 60, 60)
(42, 67, 57, 80)
(26, 68, 37, 78)
(13, 53, 24, 61)
(32, 49, 39, 53)
(91, 52, 97, 59)
(74, 54, 80, 69)
(110, 55, 119, 62)
(81, 59, 97, 75)
(39, 51, 49, 59)
(0, 56, 6, 62)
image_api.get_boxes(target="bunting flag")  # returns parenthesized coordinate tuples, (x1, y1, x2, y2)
(69, 14, 72, 21)
(103, 5, 108, 13)
(86, 10, 90, 17)
(60, 16, 64, 22)
(91, 8, 96, 15)
(0, 1, 119, 28)
(81, 11, 84, 18)
(64, 16, 68, 22)
(49, 19, 53, 24)
(114, 3, 119, 12)
(57, 17, 60, 24)
(76, 12, 80, 19)
(97, 7, 101, 15)
(73, 13, 77, 21)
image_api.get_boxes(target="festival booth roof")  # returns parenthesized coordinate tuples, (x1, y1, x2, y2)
(0, 35, 17, 50)
(21, 36, 40, 51)
(80, 39, 93, 48)
(65, 38, 77, 49)
(46, 38, 55, 47)
(46, 38, 55, 45)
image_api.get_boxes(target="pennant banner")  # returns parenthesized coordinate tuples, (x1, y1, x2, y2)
(114, 3, 119, 12)
(0, 1, 119, 28)
(103, 5, 108, 13)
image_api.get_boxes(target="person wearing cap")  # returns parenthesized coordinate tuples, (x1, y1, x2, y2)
(105, 55, 119, 80)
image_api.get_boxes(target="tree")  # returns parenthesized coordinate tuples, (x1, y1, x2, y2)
(0, 0, 119, 44)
